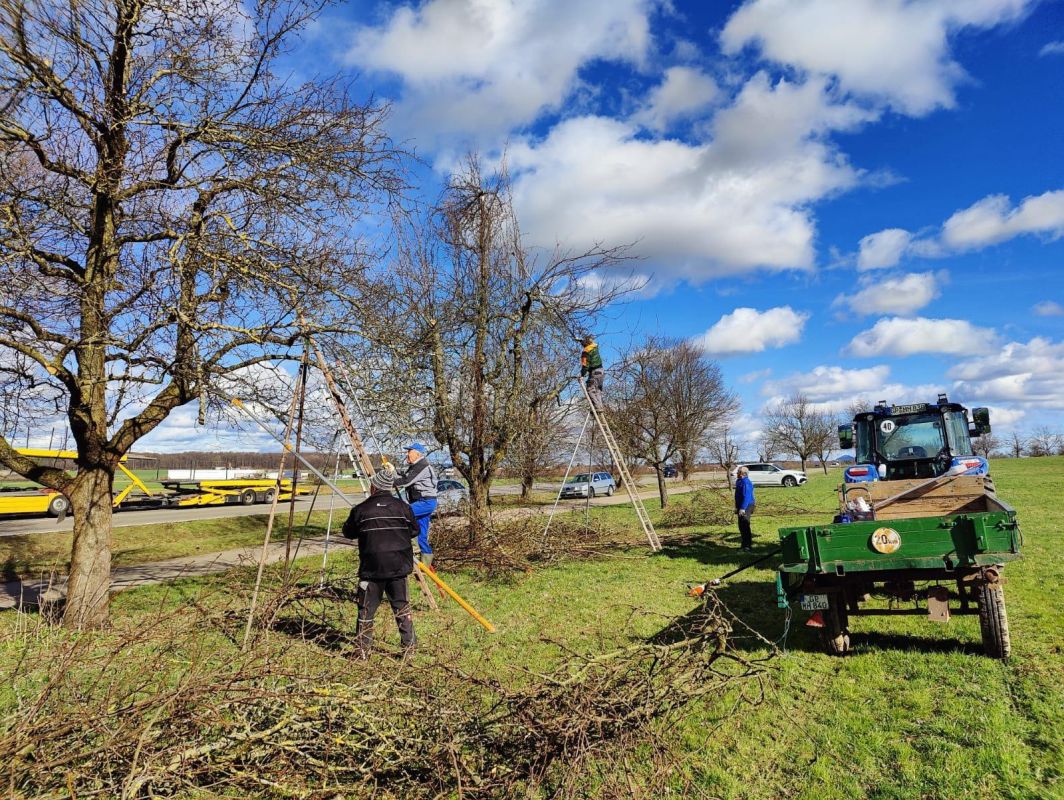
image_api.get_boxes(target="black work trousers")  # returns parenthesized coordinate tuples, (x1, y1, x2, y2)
(737, 503, 755, 549)
(356, 576, 415, 653)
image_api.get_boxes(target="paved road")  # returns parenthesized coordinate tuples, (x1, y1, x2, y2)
(0, 473, 725, 537)
(0, 495, 351, 537)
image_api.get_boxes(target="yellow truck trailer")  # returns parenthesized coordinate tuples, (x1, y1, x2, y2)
(160, 479, 308, 507)
(0, 451, 311, 517)
(0, 449, 160, 517)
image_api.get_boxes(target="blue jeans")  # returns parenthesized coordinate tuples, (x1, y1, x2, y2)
(409, 498, 437, 555)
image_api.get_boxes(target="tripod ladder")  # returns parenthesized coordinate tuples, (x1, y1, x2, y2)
(580, 381, 662, 551)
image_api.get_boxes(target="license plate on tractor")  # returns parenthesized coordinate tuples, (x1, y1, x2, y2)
(800, 594, 829, 611)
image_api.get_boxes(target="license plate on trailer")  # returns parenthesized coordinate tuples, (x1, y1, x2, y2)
(800, 594, 829, 611)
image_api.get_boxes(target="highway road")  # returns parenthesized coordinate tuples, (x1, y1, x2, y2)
(0, 473, 724, 537)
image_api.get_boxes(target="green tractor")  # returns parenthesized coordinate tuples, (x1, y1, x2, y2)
(776, 395, 1021, 658)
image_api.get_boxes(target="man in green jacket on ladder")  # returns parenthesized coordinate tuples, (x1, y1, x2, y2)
(580, 334, 604, 408)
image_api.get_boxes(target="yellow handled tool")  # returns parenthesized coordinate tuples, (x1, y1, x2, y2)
(415, 562, 496, 633)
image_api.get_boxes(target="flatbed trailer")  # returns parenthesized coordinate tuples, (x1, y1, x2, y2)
(160, 479, 308, 507)
(0, 449, 168, 518)
(776, 397, 1021, 658)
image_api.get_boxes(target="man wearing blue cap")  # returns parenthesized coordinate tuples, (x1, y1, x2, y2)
(393, 442, 439, 570)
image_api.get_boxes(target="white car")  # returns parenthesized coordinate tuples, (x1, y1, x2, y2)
(731, 463, 807, 487)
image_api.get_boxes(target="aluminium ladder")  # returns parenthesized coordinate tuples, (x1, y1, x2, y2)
(580, 381, 662, 551)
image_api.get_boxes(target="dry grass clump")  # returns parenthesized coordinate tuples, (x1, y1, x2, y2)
(0, 584, 772, 799)
(431, 514, 634, 575)
(659, 489, 735, 529)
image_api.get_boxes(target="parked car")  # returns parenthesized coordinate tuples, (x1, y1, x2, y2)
(662, 465, 678, 478)
(560, 472, 616, 499)
(730, 463, 807, 487)
(435, 478, 469, 515)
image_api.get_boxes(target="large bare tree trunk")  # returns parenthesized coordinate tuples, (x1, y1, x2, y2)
(64, 465, 114, 628)
(520, 473, 534, 500)
(655, 465, 668, 509)
(467, 478, 491, 543)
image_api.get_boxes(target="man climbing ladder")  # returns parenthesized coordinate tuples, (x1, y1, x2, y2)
(580, 334, 604, 408)
(393, 442, 439, 570)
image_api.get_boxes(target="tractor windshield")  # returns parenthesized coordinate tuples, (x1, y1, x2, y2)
(876, 413, 947, 461)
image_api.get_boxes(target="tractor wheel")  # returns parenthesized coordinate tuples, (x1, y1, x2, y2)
(819, 593, 851, 656)
(240, 489, 257, 506)
(782, 475, 797, 488)
(47, 495, 70, 518)
(977, 581, 1011, 659)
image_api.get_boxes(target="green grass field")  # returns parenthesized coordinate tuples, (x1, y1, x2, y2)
(1, 457, 1060, 797)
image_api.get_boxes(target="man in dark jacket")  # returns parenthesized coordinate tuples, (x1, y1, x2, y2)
(734, 466, 755, 552)
(392, 442, 438, 570)
(580, 335, 604, 407)
(342, 464, 419, 656)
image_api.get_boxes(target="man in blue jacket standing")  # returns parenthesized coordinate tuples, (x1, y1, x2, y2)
(393, 442, 439, 570)
(734, 465, 755, 552)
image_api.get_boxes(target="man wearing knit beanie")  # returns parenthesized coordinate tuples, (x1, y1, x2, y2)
(342, 463, 419, 656)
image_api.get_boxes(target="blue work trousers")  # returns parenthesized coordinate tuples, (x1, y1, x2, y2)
(409, 497, 437, 555)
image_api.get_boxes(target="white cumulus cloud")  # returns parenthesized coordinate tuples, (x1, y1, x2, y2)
(345, 0, 654, 148)
(857, 228, 913, 270)
(693, 306, 809, 355)
(835, 272, 942, 316)
(763, 364, 891, 403)
(947, 337, 1064, 409)
(632, 66, 720, 132)
(846, 317, 998, 357)
(509, 74, 868, 280)
(1040, 40, 1064, 56)
(941, 190, 1064, 250)
(721, 0, 1036, 115)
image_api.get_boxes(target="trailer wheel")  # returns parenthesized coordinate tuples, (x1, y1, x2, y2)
(47, 495, 70, 518)
(240, 489, 257, 506)
(819, 594, 851, 656)
(977, 581, 1011, 659)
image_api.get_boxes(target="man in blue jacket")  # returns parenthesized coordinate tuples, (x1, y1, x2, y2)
(393, 442, 439, 570)
(734, 466, 755, 552)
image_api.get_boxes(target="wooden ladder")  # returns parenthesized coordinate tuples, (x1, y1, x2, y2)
(581, 381, 662, 552)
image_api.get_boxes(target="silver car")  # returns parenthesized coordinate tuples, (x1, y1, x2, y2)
(560, 471, 616, 499)
(435, 478, 470, 515)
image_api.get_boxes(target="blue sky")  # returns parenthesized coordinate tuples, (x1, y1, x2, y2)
(139, 0, 1064, 452)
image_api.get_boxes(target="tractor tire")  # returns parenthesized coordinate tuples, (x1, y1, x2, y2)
(819, 593, 851, 656)
(240, 488, 257, 506)
(47, 495, 70, 518)
(977, 582, 1011, 659)
(782, 475, 798, 488)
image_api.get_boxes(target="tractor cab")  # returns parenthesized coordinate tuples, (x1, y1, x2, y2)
(838, 394, 991, 483)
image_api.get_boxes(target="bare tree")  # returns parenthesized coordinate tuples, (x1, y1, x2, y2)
(1007, 431, 1027, 458)
(0, 0, 400, 627)
(608, 338, 737, 508)
(1027, 426, 1060, 457)
(368, 159, 631, 538)
(705, 424, 744, 488)
(504, 347, 578, 500)
(972, 432, 1000, 459)
(762, 393, 834, 474)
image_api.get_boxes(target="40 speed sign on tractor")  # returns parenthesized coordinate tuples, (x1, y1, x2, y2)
(775, 395, 1021, 658)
